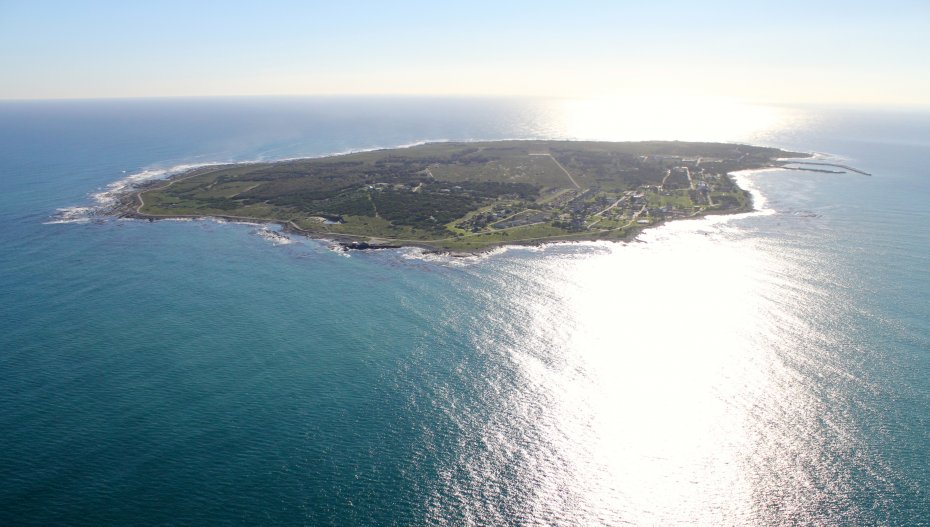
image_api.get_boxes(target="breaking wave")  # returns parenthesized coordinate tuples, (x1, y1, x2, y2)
(255, 228, 293, 245)
(47, 162, 223, 224)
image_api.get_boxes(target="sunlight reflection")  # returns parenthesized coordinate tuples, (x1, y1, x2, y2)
(542, 96, 793, 144)
(496, 225, 787, 524)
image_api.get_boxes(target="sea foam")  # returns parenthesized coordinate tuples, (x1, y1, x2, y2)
(47, 162, 223, 224)
(255, 228, 293, 246)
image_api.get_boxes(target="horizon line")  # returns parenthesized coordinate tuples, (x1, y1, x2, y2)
(3, 93, 930, 109)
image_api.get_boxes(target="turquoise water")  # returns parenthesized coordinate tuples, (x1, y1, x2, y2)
(0, 98, 928, 525)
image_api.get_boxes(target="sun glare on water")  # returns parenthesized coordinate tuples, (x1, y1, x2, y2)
(513, 234, 771, 523)
(427, 204, 855, 525)
(541, 97, 795, 144)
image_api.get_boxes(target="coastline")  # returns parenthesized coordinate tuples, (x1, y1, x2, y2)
(114, 174, 755, 257)
(104, 141, 830, 255)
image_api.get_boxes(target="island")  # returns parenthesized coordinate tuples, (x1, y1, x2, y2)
(115, 140, 809, 253)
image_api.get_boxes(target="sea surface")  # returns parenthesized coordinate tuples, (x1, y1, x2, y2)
(0, 97, 928, 526)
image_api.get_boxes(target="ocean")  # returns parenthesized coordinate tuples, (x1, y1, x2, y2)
(0, 97, 927, 525)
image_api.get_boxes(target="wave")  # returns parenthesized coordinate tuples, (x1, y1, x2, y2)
(730, 168, 778, 217)
(47, 161, 225, 224)
(397, 239, 618, 266)
(255, 227, 293, 245)
(398, 246, 497, 266)
(90, 163, 220, 207)
(210, 218, 263, 227)
(44, 206, 97, 224)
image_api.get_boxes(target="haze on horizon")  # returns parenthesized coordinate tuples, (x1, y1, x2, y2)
(1, 0, 928, 107)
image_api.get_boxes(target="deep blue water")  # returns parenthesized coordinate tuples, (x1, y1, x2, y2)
(0, 97, 928, 525)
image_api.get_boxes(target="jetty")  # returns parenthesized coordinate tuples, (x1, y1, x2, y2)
(785, 161, 871, 176)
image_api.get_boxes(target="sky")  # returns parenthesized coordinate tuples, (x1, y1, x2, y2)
(1, 0, 929, 105)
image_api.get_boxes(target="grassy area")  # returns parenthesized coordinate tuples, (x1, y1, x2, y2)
(428, 155, 569, 189)
(646, 189, 696, 210)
